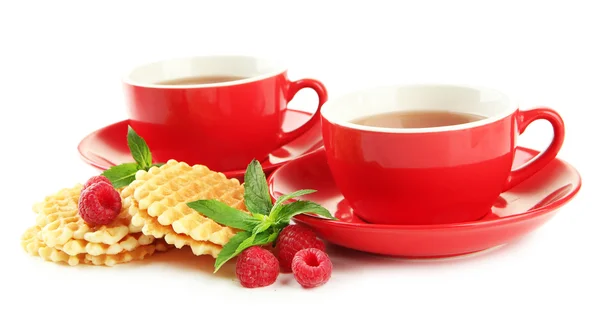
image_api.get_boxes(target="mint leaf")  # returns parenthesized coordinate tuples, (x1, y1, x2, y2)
(252, 213, 268, 222)
(214, 231, 251, 272)
(274, 200, 336, 225)
(234, 220, 276, 254)
(236, 228, 277, 254)
(187, 199, 260, 231)
(267, 230, 280, 246)
(235, 232, 258, 254)
(252, 220, 273, 236)
(214, 229, 277, 272)
(270, 189, 316, 220)
(101, 163, 140, 188)
(127, 126, 153, 169)
(243, 159, 273, 215)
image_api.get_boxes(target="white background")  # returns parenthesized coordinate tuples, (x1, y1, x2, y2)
(2, 0, 598, 311)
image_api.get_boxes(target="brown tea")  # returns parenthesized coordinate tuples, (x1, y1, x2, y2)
(157, 75, 248, 85)
(351, 110, 486, 129)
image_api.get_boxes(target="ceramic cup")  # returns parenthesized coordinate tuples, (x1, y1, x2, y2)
(122, 55, 327, 172)
(320, 84, 565, 225)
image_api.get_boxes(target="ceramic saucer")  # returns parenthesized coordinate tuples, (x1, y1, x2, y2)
(78, 109, 323, 179)
(267, 147, 582, 258)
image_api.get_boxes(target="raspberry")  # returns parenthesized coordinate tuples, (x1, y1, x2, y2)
(236, 246, 279, 288)
(292, 248, 332, 288)
(78, 181, 122, 226)
(83, 175, 111, 190)
(276, 224, 325, 272)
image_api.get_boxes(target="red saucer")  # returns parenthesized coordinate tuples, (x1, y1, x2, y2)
(78, 109, 323, 179)
(267, 147, 582, 258)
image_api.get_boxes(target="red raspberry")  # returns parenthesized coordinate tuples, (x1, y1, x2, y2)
(236, 246, 279, 288)
(78, 181, 122, 226)
(276, 224, 325, 272)
(83, 175, 111, 190)
(292, 248, 332, 288)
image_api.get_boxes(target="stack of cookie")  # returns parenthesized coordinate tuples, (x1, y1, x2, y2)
(21, 159, 249, 266)
(21, 184, 168, 266)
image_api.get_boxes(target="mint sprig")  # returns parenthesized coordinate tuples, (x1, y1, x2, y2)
(187, 159, 336, 272)
(101, 126, 162, 188)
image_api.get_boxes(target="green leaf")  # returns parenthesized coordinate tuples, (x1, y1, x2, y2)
(274, 200, 336, 225)
(127, 126, 153, 169)
(101, 163, 140, 188)
(252, 229, 278, 246)
(214, 231, 251, 272)
(187, 199, 260, 231)
(243, 159, 273, 215)
(251, 220, 272, 236)
(214, 229, 278, 272)
(252, 213, 268, 222)
(267, 230, 280, 246)
(235, 232, 258, 254)
(270, 189, 316, 220)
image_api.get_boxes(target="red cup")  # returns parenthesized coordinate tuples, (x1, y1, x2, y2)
(320, 84, 565, 225)
(122, 55, 327, 172)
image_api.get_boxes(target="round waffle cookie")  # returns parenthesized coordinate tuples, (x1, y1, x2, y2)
(122, 160, 249, 257)
(34, 184, 143, 246)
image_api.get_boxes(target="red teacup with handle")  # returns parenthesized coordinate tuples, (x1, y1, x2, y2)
(320, 84, 565, 225)
(122, 55, 327, 172)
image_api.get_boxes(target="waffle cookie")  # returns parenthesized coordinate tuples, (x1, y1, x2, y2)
(21, 225, 160, 266)
(33, 184, 142, 246)
(123, 159, 248, 257)
(22, 183, 168, 265)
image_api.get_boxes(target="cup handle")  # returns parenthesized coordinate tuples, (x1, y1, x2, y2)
(503, 107, 565, 191)
(278, 79, 328, 145)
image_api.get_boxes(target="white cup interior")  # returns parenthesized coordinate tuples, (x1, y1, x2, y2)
(123, 55, 287, 88)
(320, 84, 517, 133)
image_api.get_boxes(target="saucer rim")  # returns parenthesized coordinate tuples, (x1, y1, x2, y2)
(267, 146, 582, 230)
(77, 109, 322, 176)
